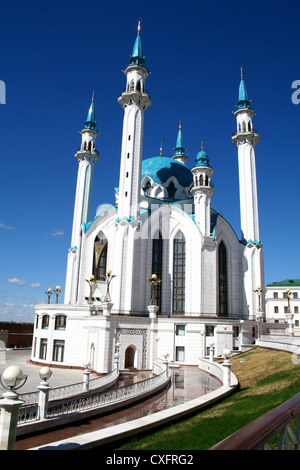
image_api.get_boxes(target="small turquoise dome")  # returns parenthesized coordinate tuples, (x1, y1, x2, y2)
(195, 150, 210, 167)
(142, 156, 193, 187)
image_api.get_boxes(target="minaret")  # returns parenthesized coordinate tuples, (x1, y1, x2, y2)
(232, 67, 260, 244)
(172, 120, 188, 164)
(191, 138, 214, 236)
(117, 21, 151, 221)
(232, 68, 264, 319)
(64, 93, 100, 304)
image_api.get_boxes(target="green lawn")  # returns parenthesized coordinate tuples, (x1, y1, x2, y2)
(118, 348, 300, 450)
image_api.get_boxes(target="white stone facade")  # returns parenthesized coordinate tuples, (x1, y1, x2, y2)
(265, 281, 300, 336)
(30, 28, 264, 373)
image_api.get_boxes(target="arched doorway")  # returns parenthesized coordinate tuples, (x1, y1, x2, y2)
(125, 346, 135, 368)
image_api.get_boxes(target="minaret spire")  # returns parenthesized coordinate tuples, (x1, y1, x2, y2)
(232, 67, 264, 319)
(117, 23, 151, 221)
(160, 138, 165, 156)
(172, 118, 188, 164)
(64, 94, 100, 304)
(129, 19, 145, 66)
(191, 139, 214, 236)
(232, 68, 259, 242)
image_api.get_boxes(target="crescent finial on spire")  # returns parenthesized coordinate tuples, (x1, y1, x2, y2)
(201, 137, 204, 151)
(160, 138, 165, 156)
(241, 64, 244, 80)
(92, 89, 96, 102)
(138, 18, 142, 35)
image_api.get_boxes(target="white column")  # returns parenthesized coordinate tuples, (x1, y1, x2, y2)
(0, 394, 23, 450)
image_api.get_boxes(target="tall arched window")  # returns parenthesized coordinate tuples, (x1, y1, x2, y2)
(152, 232, 163, 311)
(172, 231, 185, 315)
(218, 241, 227, 316)
(167, 181, 176, 199)
(93, 234, 108, 280)
(143, 181, 151, 196)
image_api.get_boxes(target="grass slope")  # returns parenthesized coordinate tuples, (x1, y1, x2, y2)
(118, 347, 300, 450)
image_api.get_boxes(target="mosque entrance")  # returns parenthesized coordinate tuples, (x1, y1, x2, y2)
(124, 346, 135, 368)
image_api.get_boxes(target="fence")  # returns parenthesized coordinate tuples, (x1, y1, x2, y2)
(19, 368, 119, 406)
(17, 365, 170, 426)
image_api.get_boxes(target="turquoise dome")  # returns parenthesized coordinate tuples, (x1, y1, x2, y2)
(142, 156, 193, 187)
(195, 150, 210, 167)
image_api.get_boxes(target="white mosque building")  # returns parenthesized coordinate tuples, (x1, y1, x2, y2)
(31, 24, 264, 373)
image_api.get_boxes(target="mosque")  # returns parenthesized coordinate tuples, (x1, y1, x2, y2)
(31, 23, 264, 373)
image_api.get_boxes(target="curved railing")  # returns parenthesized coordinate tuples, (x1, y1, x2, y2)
(19, 368, 119, 405)
(17, 367, 170, 425)
(210, 392, 300, 450)
(47, 369, 169, 419)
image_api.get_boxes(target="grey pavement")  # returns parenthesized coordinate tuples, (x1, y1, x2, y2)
(0, 349, 86, 395)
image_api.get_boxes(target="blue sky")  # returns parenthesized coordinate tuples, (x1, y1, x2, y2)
(0, 0, 300, 322)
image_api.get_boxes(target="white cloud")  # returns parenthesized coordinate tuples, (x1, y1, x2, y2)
(0, 302, 34, 322)
(7, 278, 27, 285)
(30, 283, 41, 288)
(51, 229, 65, 237)
(0, 223, 15, 231)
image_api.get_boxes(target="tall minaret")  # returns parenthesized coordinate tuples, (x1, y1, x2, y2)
(117, 21, 151, 221)
(232, 68, 264, 319)
(64, 93, 100, 304)
(232, 67, 260, 244)
(191, 138, 214, 236)
(172, 120, 188, 164)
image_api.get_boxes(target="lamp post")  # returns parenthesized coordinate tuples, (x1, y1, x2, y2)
(85, 275, 96, 304)
(101, 270, 116, 302)
(240, 319, 244, 351)
(200, 330, 206, 357)
(45, 288, 53, 304)
(209, 342, 214, 362)
(83, 362, 91, 391)
(162, 352, 170, 377)
(285, 288, 294, 336)
(253, 285, 265, 314)
(148, 274, 161, 306)
(222, 349, 232, 387)
(38, 366, 52, 420)
(285, 288, 292, 313)
(0, 366, 27, 450)
(256, 314, 262, 340)
(53, 285, 62, 304)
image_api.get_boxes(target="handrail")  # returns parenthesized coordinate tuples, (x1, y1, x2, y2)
(19, 368, 119, 405)
(210, 392, 300, 450)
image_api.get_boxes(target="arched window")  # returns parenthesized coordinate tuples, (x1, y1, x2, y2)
(167, 181, 176, 199)
(143, 181, 151, 196)
(41, 315, 49, 329)
(248, 122, 251, 132)
(130, 79, 135, 91)
(218, 241, 227, 316)
(93, 235, 108, 280)
(200, 174, 203, 185)
(205, 175, 208, 186)
(152, 232, 163, 311)
(172, 231, 185, 315)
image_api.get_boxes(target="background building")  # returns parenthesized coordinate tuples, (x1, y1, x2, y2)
(265, 279, 300, 336)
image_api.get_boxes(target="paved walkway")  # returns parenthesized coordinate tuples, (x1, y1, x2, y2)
(0, 350, 223, 450)
(0, 349, 86, 394)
